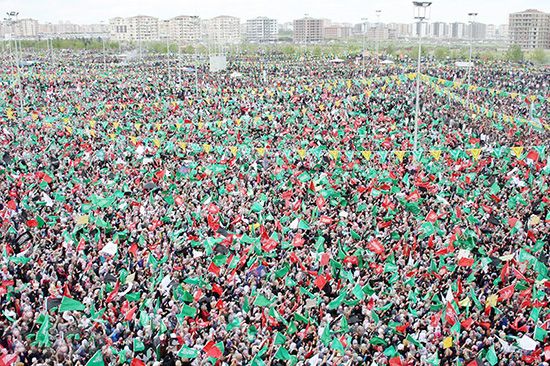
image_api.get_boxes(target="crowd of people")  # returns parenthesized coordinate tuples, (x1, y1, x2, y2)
(0, 52, 548, 366)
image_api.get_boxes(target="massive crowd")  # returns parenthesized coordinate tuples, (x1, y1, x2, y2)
(0, 52, 548, 366)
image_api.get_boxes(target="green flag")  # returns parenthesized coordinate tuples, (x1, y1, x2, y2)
(85, 350, 105, 366)
(486, 345, 498, 366)
(59, 297, 86, 312)
(177, 345, 199, 359)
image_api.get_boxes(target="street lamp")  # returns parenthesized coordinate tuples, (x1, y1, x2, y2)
(466, 12, 478, 105)
(375, 10, 381, 61)
(100, 21, 107, 71)
(5, 11, 24, 117)
(412, 1, 431, 152)
(361, 17, 368, 68)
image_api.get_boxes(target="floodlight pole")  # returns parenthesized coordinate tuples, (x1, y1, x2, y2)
(361, 18, 368, 69)
(466, 12, 477, 105)
(375, 10, 381, 62)
(412, 1, 431, 152)
(6, 11, 24, 117)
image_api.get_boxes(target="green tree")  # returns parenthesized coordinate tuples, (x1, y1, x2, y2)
(506, 44, 524, 62)
(433, 47, 450, 60)
(528, 48, 548, 65)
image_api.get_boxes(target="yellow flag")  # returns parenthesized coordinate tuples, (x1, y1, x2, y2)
(250, 223, 260, 231)
(203, 144, 211, 153)
(109, 133, 116, 140)
(346, 80, 351, 89)
(297, 149, 306, 159)
(178, 142, 187, 150)
(175, 123, 181, 130)
(156, 123, 161, 131)
(510, 92, 518, 99)
(361, 151, 372, 160)
(229, 146, 238, 156)
(529, 95, 536, 102)
(511, 146, 524, 158)
(135, 123, 141, 131)
(235, 119, 241, 126)
(66, 126, 73, 135)
(443, 337, 453, 349)
(6, 108, 14, 119)
(430, 150, 442, 161)
(217, 120, 222, 128)
(129, 136, 137, 144)
(31, 113, 38, 121)
(75, 215, 89, 225)
(486, 294, 498, 308)
(329, 150, 339, 160)
(153, 139, 161, 148)
(89, 119, 96, 128)
(459, 297, 471, 307)
(256, 147, 266, 157)
(469, 148, 482, 161)
(394, 150, 406, 162)
(198, 122, 204, 130)
(113, 121, 120, 129)
(90, 129, 96, 138)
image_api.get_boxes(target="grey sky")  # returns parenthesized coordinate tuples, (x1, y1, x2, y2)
(2, 0, 548, 25)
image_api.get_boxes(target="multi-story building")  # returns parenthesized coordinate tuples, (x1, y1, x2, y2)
(509, 9, 550, 49)
(497, 24, 509, 41)
(467, 22, 487, 40)
(293, 17, 328, 43)
(204, 16, 241, 44)
(109, 16, 159, 42)
(15, 18, 39, 38)
(168, 16, 200, 44)
(430, 22, 449, 38)
(386, 23, 411, 38)
(324, 24, 353, 39)
(451, 22, 467, 39)
(246, 17, 278, 43)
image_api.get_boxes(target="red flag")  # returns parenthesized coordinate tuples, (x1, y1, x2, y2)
(367, 239, 385, 255)
(208, 262, 220, 276)
(125, 306, 138, 321)
(292, 233, 304, 248)
(207, 214, 220, 232)
(203, 341, 222, 359)
(445, 302, 457, 325)
(407, 190, 420, 202)
(129, 243, 138, 257)
(498, 283, 515, 301)
(261, 237, 278, 252)
(130, 358, 146, 366)
(106, 281, 120, 303)
(26, 219, 38, 227)
(500, 261, 510, 283)
(526, 150, 539, 162)
(0, 354, 18, 366)
(461, 317, 474, 329)
(314, 275, 327, 290)
(6, 200, 16, 210)
(458, 257, 474, 267)
(389, 356, 403, 366)
(425, 210, 438, 223)
(319, 215, 333, 224)
(320, 253, 330, 266)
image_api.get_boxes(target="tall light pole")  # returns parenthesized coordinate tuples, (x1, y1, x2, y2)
(375, 10, 381, 61)
(466, 12, 477, 105)
(361, 17, 368, 68)
(6, 11, 24, 117)
(412, 1, 431, 152)
(100, 21, 107, 72)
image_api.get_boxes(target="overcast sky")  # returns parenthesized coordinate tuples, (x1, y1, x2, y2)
(2, 0, 548, 25)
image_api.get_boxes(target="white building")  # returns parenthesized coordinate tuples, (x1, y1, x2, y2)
(293, 17, 328, 43)
(204, 16, 241, 44)
(509, 9, 550, 49)
(246, 17, 278, 43)
(109, 16, 160, 42)
(168, 16, 200, 44)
